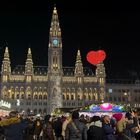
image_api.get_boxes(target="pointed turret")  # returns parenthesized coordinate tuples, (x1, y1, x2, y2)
(75, 49, 84, 75)
(49, 6, 62, 48)
(1, 47, 11, 82)
(25, 48, 34, 80)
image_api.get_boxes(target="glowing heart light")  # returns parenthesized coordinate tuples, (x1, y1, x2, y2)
(100, 103, 112, 111)
(87, 50, 106, 65)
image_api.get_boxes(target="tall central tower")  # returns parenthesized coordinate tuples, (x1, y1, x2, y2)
(47, 7, 63, 114)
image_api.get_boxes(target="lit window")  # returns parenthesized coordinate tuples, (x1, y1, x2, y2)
(108, 89, 113, 93)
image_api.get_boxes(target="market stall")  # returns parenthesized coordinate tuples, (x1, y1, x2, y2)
(79, 102, 126, 117)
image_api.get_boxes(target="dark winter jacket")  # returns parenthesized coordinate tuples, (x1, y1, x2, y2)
(102, 123, 116, 140)
(65, 119, 87, 140)
(3, 118, 28, 140)
(87, 121, 104, 140)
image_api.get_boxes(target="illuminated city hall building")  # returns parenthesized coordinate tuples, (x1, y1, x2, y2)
(0, 7, 106, 114)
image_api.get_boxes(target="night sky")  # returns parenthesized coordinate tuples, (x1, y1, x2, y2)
(0, 0, 140, 79)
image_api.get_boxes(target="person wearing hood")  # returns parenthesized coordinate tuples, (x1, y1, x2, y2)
(87, 116, 104, 140)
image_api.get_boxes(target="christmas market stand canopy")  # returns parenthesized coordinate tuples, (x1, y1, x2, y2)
(80, 103, 126, 113)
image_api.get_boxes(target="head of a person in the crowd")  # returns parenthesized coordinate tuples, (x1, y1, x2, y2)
(103, 115, 110, 124)
(113, 113, 123, 122)
(132, 108, 140, 117)
(125, 112, 133, 120)
(9, 111, 18, 118)
(80, 114, 85, 119)
(44, 114, 51, 123)
(72, 111, 79, 120)
(65, 113, 71, 121)
(92, 116, 101, 122)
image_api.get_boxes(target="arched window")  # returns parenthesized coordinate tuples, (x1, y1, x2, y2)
(63, 94, 65, 100)
(78, 95, 80, 100)
(34, 109, 37, 114)
(34, 102, 37, 105)
(12, 94, 14, 99)
(21, 94, 24, 99)
(71, 95, 74, 100)
(88, 95, 91, 100)
(28, 94, 31, 100)
(34, 95, 38, 99)
(66, 94, 69, 100)
(44, 95, 47, 99)
(39, 95, 42, 99)
(16, 94, 19, 99)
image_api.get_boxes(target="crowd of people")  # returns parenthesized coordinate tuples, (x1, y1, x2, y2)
(0, 109, 140, 140)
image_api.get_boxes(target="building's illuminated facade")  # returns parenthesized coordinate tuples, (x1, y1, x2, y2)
(0, 7, 106, 114)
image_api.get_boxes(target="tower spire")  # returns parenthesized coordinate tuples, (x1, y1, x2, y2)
(49, 6, 62, 48)
(27, 48, 32, 60)
(4, 47, 10, 60)
(76, 50, 82, 63)
(25, 48, 33, 77)
(75, 49, 83, 76)
(1, 46, 11, 82)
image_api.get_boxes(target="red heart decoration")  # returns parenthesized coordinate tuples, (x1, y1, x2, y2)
(87, 50, 106, 65)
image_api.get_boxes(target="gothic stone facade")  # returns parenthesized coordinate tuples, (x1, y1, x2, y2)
(0, 7, 106, 115)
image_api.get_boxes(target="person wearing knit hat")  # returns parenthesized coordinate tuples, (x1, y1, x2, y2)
(113, 113, 126, 138)
(113, 113, 123, 122)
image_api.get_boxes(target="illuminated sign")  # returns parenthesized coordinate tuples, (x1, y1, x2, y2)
(87, 50, 106, 65)
(0, 100, 11, 109)
(88, 103, 125, 112)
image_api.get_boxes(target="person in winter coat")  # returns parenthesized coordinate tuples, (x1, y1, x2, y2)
(123, 112, 139, 140)
(112, 113, 128, 140)
(61, 114, 71, 140)
(102, 115, 116, 140)
(0, 111, 28, 140)
(24, 117, 35, 140)
(65, 111, 87, 140)
(33, 118, 43, 140)
(53, 117, 63, 140)
(43, 122, 55, 140)
(87, 116, 104, 140)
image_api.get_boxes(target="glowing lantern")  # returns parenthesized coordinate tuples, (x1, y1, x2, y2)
(87, 50, 106, 65)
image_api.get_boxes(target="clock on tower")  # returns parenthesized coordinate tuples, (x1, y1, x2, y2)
(52, 38, 59, 46)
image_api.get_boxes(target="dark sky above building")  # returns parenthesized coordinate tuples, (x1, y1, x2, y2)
(0, 0, 140, 79)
